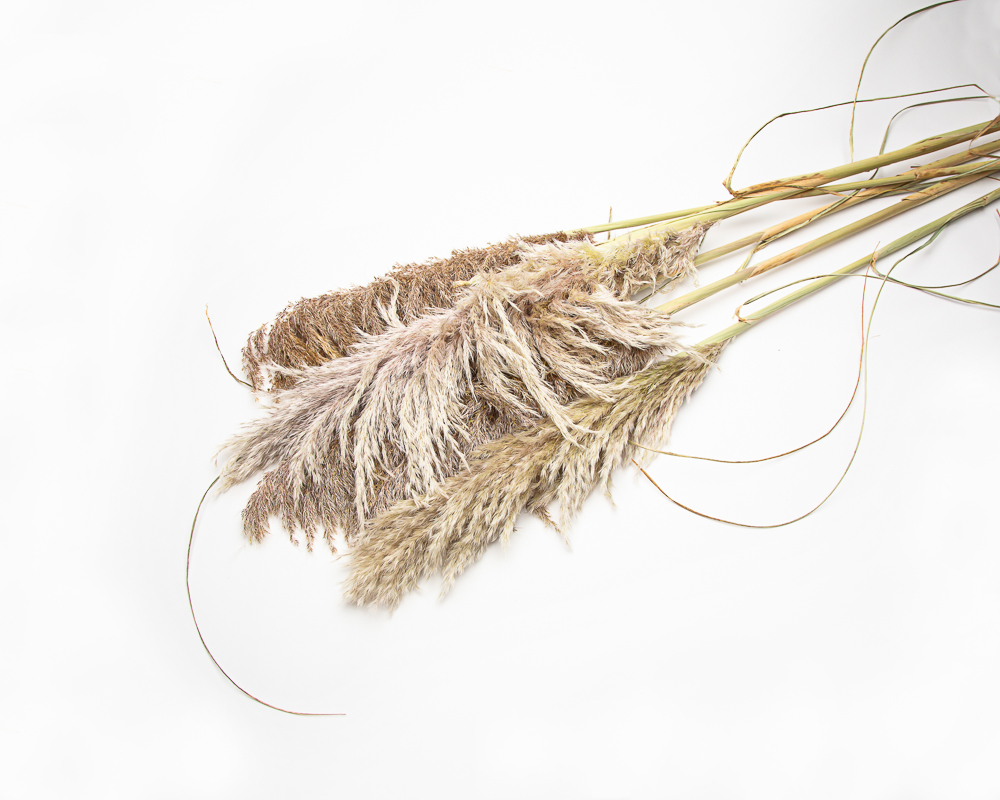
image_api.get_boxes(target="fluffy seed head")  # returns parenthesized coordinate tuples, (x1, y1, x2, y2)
(343, 344, 725, 609)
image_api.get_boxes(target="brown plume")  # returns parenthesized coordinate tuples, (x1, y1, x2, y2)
(242, 231, 592, 391)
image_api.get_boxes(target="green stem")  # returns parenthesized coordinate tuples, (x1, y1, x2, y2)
(581, 203, 717, 234)
(692, 149, 1000, 266)
(658, 167, 999, 315)
(697, 185, 1000, 347)
(810, 152, 1000, 194)
(733, 116, 1000, 197)
(581, 118, 1000, 236)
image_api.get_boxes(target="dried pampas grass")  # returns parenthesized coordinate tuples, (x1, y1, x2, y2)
(241, 230, 591, 391)
(344, 344, 725, 609)
(219, 225, 710, 549)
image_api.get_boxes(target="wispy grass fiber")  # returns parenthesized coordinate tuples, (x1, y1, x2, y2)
(344, 344, 725, 609)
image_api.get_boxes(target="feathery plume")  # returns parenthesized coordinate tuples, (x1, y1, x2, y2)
(242, 231, 592, 391)
(219, 225, 710, 549)
(344, 344, 725, 609)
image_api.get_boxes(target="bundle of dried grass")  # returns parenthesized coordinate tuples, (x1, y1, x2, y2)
(242, 230, 591, 391)
(219, 225, 710, 549)
(341, 176, 1000, 608)
(344, 344, 724, 609)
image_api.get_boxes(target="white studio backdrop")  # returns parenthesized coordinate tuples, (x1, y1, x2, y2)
(2, 1, 999, 798)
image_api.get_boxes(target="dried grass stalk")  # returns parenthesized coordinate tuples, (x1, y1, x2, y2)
(344, 344, 725, 609)
(242, 231, 592, 391)
(219, 225, 710, 550)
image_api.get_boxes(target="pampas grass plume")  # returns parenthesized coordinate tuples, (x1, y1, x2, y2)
(344, 344, 725, 609)
(242, 231, 591, 391)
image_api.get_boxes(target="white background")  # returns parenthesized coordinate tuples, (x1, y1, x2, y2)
(2, 1, 1000, 797)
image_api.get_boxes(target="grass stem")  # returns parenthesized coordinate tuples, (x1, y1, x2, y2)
(581, 119, 1000, 237)
(658, 167, 1000, 315)
(697, 185, 1000, 346)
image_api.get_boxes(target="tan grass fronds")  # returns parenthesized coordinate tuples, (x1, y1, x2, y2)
(242, 231, 592, 392)
(343, 344, 725, 609)
(219, 225, 711, 549)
